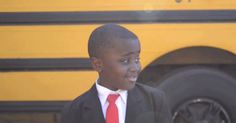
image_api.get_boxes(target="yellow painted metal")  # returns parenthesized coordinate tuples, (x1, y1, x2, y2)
(0, 71, 97, 101)
(0, 23, 236, 100)
(0, 25, 95, 58)
(0, 0, 236, 101)
(1, 23, 236, 61)
(0, 0, 236, 12)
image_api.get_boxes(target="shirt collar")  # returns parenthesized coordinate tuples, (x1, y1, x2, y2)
(96, 80, 127, 106)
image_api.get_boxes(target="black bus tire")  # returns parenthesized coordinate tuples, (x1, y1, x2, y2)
(158, 67, 236, 123)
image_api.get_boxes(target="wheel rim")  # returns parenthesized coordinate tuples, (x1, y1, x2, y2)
(173, 98, 231, 123)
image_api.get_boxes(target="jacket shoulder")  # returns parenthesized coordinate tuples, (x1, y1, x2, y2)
(135, 83, 165, 97)
(66, 87, 95, 109)
(61, 87, 95, 123)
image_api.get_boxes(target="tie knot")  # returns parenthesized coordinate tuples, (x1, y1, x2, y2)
(107, 94, 119, 103)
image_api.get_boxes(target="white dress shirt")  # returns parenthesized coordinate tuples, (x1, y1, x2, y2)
(96, 81, 128, 123)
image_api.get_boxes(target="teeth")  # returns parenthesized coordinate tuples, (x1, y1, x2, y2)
(128, 76, 137, 82)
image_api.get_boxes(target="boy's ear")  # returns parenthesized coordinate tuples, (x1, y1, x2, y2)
(90, 57, 103, 72)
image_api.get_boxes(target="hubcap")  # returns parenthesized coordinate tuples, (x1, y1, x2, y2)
(173, 98, 230, 123)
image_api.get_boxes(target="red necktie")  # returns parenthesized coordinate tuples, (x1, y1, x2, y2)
(106, 94, 120, 123)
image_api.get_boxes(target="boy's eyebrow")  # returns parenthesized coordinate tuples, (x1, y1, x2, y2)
(121, 50, 140, 57)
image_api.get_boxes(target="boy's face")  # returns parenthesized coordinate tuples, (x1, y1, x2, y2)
(96, 38, 141, 91)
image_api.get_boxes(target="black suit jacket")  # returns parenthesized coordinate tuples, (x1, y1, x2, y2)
(61, 83, 173, 123)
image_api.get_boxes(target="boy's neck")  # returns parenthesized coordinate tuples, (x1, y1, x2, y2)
(97, 78, 118, 91)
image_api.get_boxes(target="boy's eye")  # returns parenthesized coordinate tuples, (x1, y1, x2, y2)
(120, 59, 129, 64)
(135, 57, 140, 63)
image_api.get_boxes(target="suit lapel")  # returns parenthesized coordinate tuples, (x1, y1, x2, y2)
(81, 84, 147, 123)
(125, 85, 145, 123)
(83, 85, 106, 123)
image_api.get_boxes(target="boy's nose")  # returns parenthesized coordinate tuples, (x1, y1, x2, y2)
(129, 62, 141, 72)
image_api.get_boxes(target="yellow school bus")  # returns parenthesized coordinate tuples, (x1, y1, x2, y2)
(0, 0, 236, 123)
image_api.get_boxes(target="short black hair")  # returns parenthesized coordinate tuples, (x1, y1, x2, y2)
(88, 24, 138, 58)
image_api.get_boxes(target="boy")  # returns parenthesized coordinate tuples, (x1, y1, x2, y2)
(61, 24, 173, 123)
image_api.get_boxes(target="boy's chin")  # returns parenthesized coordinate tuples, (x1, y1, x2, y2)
(122, 82, 136, 90)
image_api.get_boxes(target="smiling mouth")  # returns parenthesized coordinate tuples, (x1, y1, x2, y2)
(127, 76, 138, 82)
